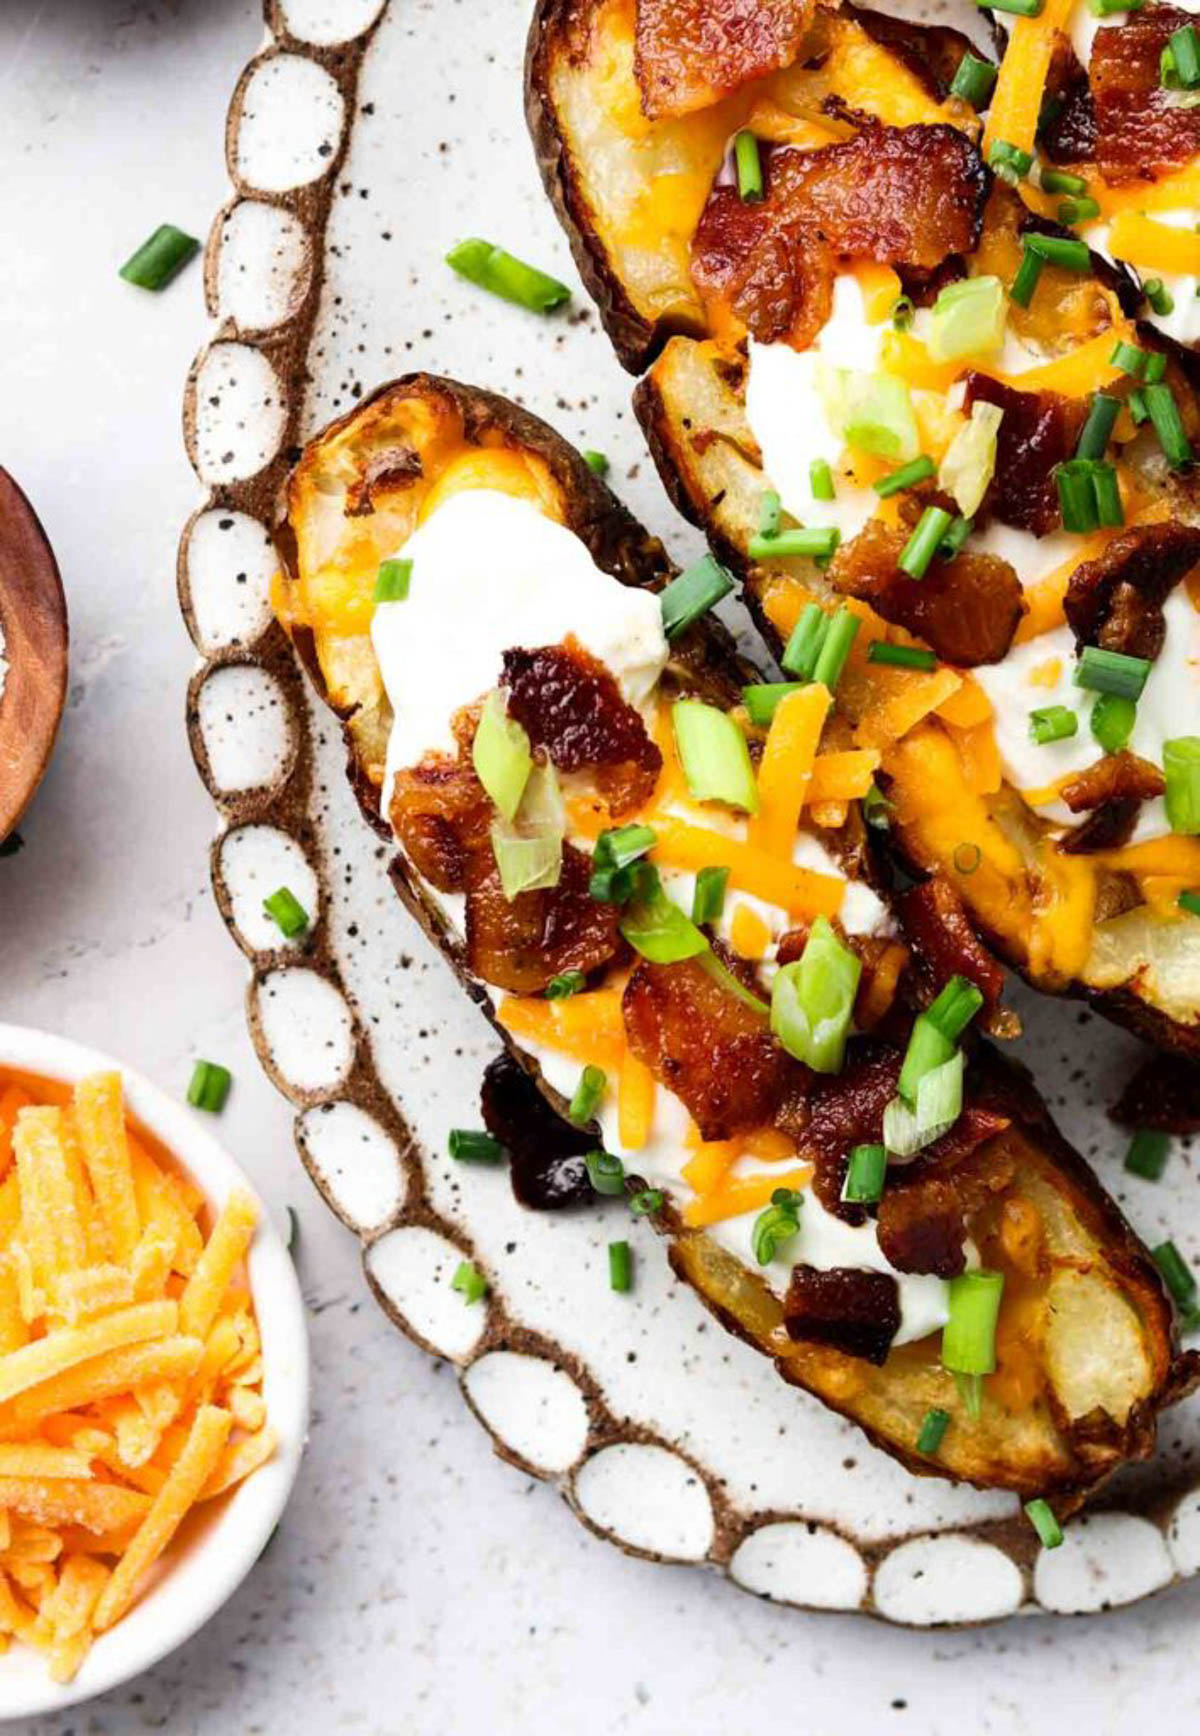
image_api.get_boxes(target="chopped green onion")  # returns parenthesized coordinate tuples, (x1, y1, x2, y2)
(751, 1188, 804, 1265)
(1030, 704, 1079, 745)
(1025, 1498, 1064, 1549)
(589, 823, 657, 903)
(1143, 381, 1193, 468)
(1128, 387, 1149, 426)
(1164, 737, 1200, 834)
(546, 969, 587, 1000)
(953, 841, 982, 875)
(809, 459, 835, 502)
(927, 975, 985, 1044)
(916, 1408, 951, 1455)
(445, 238, 570, 312)
(659, 554, 735, 639)
(119, 223, 200, 291)
(811, 607, 860, 692)
(1110, 339, 1166, 382)
(1088, 0, 1143, 12)
(868, 642, 937, 671)
(609, 1240, 633, 1292)
(1161, 42, 1180, 86)
(891, 295, 915, 331)
(824, 368, 920, 461)
(1167, 23, 1200, 87)
(942, 1270, 1004, 1374)
(1153, 1239, 1197, 1307)
(374, 557, 412, 603)
(1092, 461, 1124, 527)
(1076, 393, 1120, 460)
(770, 917, 861, 1073)
(742, 682, 806, 726)
(263, 886, 310, 939)
(842, 1143, 887, 1205)
(449, 1129, 506, 1164)
(187, 1060, 231, 1114)
(583, 449, 609, 476)
(898, 506, 954, 580)
(760, 489, 782, 537)
(490, 760, 565, 898)
(950, 52, 998, 107)
(863, 783, 892, 831)
(1026, 233, 1091, 272)
(1041, 169, 1088, 195)
(1180, 889, 1200, 917)
(927, 275, 1007, 361)
(473, 691, 532, 821)
(747, 526, 841, 562)
(1075, 645, 1151, 699)
(897, 1016, 955, 1107)
(939, 401, 1003, 517)
(673, 700, 759, 813)
(1144, 277, 1175, 316)
(1090, 692, 1137, 754)
(1056, 459, 1099, 532)
(988, 139, 1033, 185)
(735, 129, 764, 201)
(782, 603, 830, 679)
(985, 0, 1042, 15)
(586, 1150, 626, 1197)
(874, 455, 935, 497)
(451, 1260, 488, 1304)
(1057, 195, 1101, 226)
(1125, 1129, 1170, 1181)
(699, 950, 771, 1016)
(885, 1053, 965, 1154)
(620, 871, 710, 965)
(630, 1188, 664, 1217)
(939, 515, 974, 559)
(1010, 245, 1045, 309)
(568, 1064, 607, 1127)
(692, 864, 730, 924)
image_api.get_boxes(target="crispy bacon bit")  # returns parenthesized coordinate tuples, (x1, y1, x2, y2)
(466, 842, 624, 995)
(1064, 523, 1200, 659)
(389, 754, 493, 892)
(502, 638, 661, 815)
(691, 124, 987, 346)
(963, 374, 1087, 539)
(847, 6, 983, 101)
(480, 1052, 595, 1210)
(623, 958, 808, 1140)
(1060, 801, 1140, 854)
(634, 0, 813, 119)
(829, 516, 1024, 666)
(1091, 7, 1200, 185)
(875, 1121, 1013, 1277)
(1041, 39, 1097, 164)
(783, 1266, 900, 1365)
(898, 878, 1006, 1013)
(801, 1040, 902, 1224)
(1112, 1053, 1200, 1134)
(1062, 752, 1166, 814)
(344, 444, 422, 516)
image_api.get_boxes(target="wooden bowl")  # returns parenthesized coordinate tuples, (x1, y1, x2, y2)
(0, 468, 68, 840)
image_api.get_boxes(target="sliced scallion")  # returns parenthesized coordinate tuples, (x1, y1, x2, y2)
(589, 823, 657, 904)
(119, 223, 200, 290)
(629, 1188, 664, 1217)
(781, 603, 829, 679)
(1030, 704, 1079, 745)
(451, 1261, 488, 1304)
(546, 969, 587, 1000)
(751, 1187, 803, 1265)
(988, 138, 1033, 185)
(742, 681, 806, 726)
(760, 489, 782, 537)
(449, 1129, 506, 1164)
(770, 917, 861, 1073)
(1076, 393, 1120, 460)
(608, 1240, 633, 1292)
(472, 691, 532, 821)
(735, 129, 764, 201)
(586, 1150, 626, 1197)
(916, 1408, 951, 1455)
(1025, 1498, 1064, 1548)
(1025, 233, 1090, 272)
(927, 275, 1006, 361)
(1090, 692, 1136, 754)
(374, 557, 412, 603)
(620, 870, 710, 965)
(583, 449, 609, 476)
(1057, 195, 1101, 225)
(809, 459, 835, 501)
(874, 455, 935, 498)
(898, 506, 954, 580)
(692, 864, 730, 925)
(1143, 381, 1193, 468)
(1153, 1239, 1197, 1307)
(659, 554, 735, 639)
(1040, 169, 1088, 195)
(568, 1064, 608, 1127)
(1010, 244, 1045, 309)
(445, 238, 570, 312)
(811, 607, 859, 692)
(1164, 736, 1200, 833)
(1180, 889, 1200, 917)
(1125, 1129, 1170, 1181)
(950, 52, 997, 107)
(673, 700, 759, 812)
(942, 1270, 1004, 1376)
(868, 642, 937, 671)
(187, 1060, 231, 1114)
(747, 526, 841, 562)
(1075, 645, 1151, 699)
(842, 1143, 887, 1205)
(1145, 277, 1175, 316)
(263, 886, 310, 939)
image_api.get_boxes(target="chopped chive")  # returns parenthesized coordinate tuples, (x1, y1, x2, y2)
(1178, 889, 1200, 916)
(943, 1270, 1004, 1380)
(546, 969, 587, 1000)
(751, 1187, 803, 1265)
(842, 1143, 887, 1205)
(782, 603, 830, 679)
(1153, 1239, 1197, 1307)
(1041, 169, 1088, 195)
(1056, 460, 1100, 533)
(811, 607, 859, 692)
(759, 488, 782, 536)
(119, 223, 200, 291)
(809, 459, 835, 501)
(374, 558, 412, 602)
(1025, 233, 1090, 272)
(1165, 736, 1200, 834)
(1090, 692, 1137, 754)
(583, 449, 609, 476)
(659, 554, 735, 639)
(742, 681, 805, 726)
(926, 975, 985, 1044)
(916, 1407, 951, 1455)
(1089, 0, 1144, 12)
(1010, 245, 1045, 308)
(771, 919, 860, 1074)
(938, 514, 974, 559)
(692, 864, 730, 924)
(950, 52, 997, 107)
(1092, 461, 1124, 527)
(1030, 704, 1078, 745)
(263, 885, 310, 939)
(1144, 350, 1168, 384)
(988, 138, 1033, 185)
(187, 1060, 231, 1114)
(1057, 196, 1101, 226)
(863, 783, 892, 831)
(585, 1150, 626, 1197)
(1124, 1129, 1170, 1181)
(449, 1128, 506, 1164)
(898, 506, 954, 580)
(445, 238, 570, 312)
(630, 1188, 664, 1217)
(1025, 1498, 1064, 1549)
(982, 0, 1042, 16)
(1167, 23, 1200, 87)
(451, 1260, 488, 1304)
(891, 294, 915, 331)
(953, 840, 982, 875)
(1076, 393, 1120, 460)
(1143, 381, 1193, 468)
(735, 130, 764, 201)
(1110, 339, 1166, 382)
(608, 1240, 633, 1292)
(747, 526, 841, 561)
(568, 1064, 607, 1126)
(874, 455, 935, 498)
(868, 641, 936, 671)
(1144, 277, 1175, 317)
(1128, 387, 1149, 425)
(1162, 42, 1180, 86)
(1075, 644, 1151, 699)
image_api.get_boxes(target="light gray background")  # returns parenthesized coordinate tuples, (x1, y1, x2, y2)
(1, 3, 1198, 1731)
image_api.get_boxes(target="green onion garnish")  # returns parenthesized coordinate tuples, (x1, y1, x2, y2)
(473, 691, 533, 823)
(445, 238, 570, 312)
(620, 870, 710, 965)
(863, 783, 892, 831)
(1180, 889, 1200, 917)
(891, 295, 915, 331)
(1074, 645, 1151, 699)
(896, 976, 980, 1106)
(119, 224, 200, 291)
(751, 1187, 803, 1265)
(589, 823, 657, 904)
(1128, 388, 1149, 425)
(187, 1060, 232, 1114)
(868, 642, 936, 671)
(983, 0, 1042, 17)
(609, 1240, 633, 1292)
(568, 1064, 608, 1127)
(1088, 0, 1143, 12)
(1124, 1129, 1170, 1181)
(583, 449, 609, 476)
(942, 1269, 1004, 1377)
(874, 455, 935, 498)
(1110, 340, 1166, 382)
(1076, 393, 1120, 461)
(1030, 704, 1079, 745)
(1166, 23, 1200, 87)
(811, 607, 860, 692)
(546, 969, 587, 1000)
(735, 130, 764, 201)
(927, 276, 1006, 361)
(954, 841, 982, 875)
(1025, 233, 1091, 272)
(1025, 1498, 1064, 1549)
(1057, 196, 1101, 226)
(374, 558, 412, 603)
(451, 1260, 488, 1304)
(629, 1188, 664, 1217)
(1092, 462, 1124, 527)
(747, 526, 841, 562)
(263, 885, 310, 939)
(1090, 692, 1136, 754)
(742, 682, 806, 726)
(1153, 1239, 1197, 1308)
(673, 700, 759, 813)
(950, 52, 998, 107)
(760, 489, 782, 537)
(928, 974, 986, 1044)
(988, 138, 1033, 185)
(916, 1408, 951, 1455)
(809, 459, 835, 502)
(659, 554, 735, 639)
(1144, 277, 1175, 317)
(1164, 736, 1200, 834)
(692, 864, 730, 924)
(1056, 460, 1100, 532)
(770, 916, 861, 1073)
(1010, 245, 1045, 309)
(842, 1143, 887, 1206)
(586, 1150, 626, 1197)
(1143, 381, 1193, 468)
(449, 1129, 506, 1164)
(939, 514, 974, 559)
(898, 506, 954, 580)
(782, 602, 830, 679)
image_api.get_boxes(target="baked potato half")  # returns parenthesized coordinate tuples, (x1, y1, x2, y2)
(527, 0, 1200, 1057)
(273, 372, 1192, 1504)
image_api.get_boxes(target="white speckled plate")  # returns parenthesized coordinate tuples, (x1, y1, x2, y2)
(180, 0, 1200, 1623)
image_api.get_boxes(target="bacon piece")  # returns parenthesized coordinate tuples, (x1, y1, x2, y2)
(1091, 7, 1200, 185)
(634, 0, 814, 119)
(389, 754, 493, 893)
(783, 1266, 900, 1365)
(502, 638, 661, 816)
(1061, 752, 1166, 814)
(1064, 523, 1200, 660)
(480, 1052, 595, 1210)
(963, 374, 1087, 539)
(897, 878, 1006, 1012)
(875, 1118, 1013, 1277)
(691, 124, 987, 346)
(466, 842, 624, 995)
(801, 1040, 901, 1224)
(622, 957, 807, 1140)
(847, 6, 985, 101)
(1041, 39, 1097, 165)
(829, 517, 1024, 665)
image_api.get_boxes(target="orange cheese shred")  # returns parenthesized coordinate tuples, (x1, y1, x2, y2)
(807, 749, 881, 804)
(682, 1166, 812, 1229)
(750, 684, 831, 858)
(983, 0, 1076, 160)
(651, 817, 845, 919)
(496, 993, 626, 1067)
(617, 1051, 655, 1153)
(1109, 213, 1200, 278)
(855, 667, 963, 749)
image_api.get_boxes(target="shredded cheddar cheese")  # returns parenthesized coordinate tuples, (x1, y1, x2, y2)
(1108, 212, 1200, 278)
(983, 0, 1076, 160)
(750, 685, 830, 857)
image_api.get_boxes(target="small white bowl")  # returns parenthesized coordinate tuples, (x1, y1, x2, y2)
(0, 1024, 309, 1721)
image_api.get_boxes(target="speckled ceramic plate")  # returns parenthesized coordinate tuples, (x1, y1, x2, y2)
(179, 0, 1200, 1624)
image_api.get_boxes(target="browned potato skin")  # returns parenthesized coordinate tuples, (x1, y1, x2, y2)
(275, 374, 1193, 1505)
